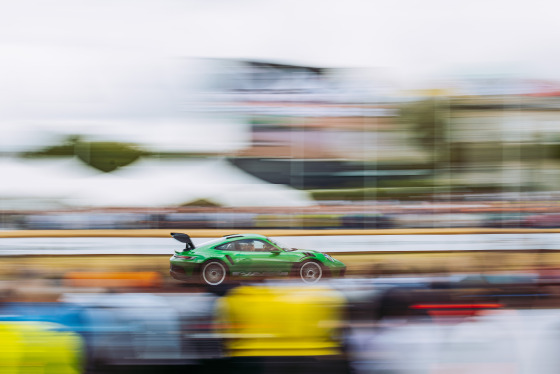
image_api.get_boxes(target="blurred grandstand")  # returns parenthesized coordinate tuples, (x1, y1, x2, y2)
(5, 198, 560, 230)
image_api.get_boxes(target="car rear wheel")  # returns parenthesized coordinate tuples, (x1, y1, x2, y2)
(201, 260, 228, 286)
(298, 261, 323, 284)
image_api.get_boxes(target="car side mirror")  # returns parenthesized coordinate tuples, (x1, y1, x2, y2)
(271, 249, 281, 254)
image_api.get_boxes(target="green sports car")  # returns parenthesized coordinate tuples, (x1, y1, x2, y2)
(169, 233, 346, 286)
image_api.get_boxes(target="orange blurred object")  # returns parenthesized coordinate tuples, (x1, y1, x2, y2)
(63, 271, 162, 288)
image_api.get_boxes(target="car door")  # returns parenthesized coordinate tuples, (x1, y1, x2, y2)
(249, 240, 300, 275)
(213, 240, 254, 275)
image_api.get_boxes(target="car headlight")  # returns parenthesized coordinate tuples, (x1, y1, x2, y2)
(324, 254, 335, 262)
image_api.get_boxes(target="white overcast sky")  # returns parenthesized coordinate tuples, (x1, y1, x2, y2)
(1, 0, 559, 151)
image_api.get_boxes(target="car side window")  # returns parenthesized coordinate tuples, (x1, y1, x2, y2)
(215, 239, 276, 252)
(215, 242, 239, 251)
(217, 239, 255, 252)
(236, 240, 254, 252)
(253, 240, 275, 252)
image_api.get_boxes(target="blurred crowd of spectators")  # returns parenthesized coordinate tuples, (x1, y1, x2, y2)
(4, 198, 560, 230)
(2, 273, 560, 374)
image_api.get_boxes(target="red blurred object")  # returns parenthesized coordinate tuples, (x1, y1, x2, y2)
(411, 303, 503, 309)
(412, 303, 503, 317)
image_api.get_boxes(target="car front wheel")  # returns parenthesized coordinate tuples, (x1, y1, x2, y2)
(298, 261, 323, 284)
(201, 260, 228, 286)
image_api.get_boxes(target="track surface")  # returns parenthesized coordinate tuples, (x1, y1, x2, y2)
(3, 232, 560, 255)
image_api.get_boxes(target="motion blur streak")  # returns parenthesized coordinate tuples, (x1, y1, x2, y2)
(3, 276, 560, 373)
(410, 303, 503, 309)
(215, 284, 350, 374)
(3, 0, 560, 373)
(216, 285, 345, 357)
(4, 62, 560, 230)
(0, 322, 83, 374)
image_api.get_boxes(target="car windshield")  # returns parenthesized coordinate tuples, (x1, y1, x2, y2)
(268, 238, 296, 251)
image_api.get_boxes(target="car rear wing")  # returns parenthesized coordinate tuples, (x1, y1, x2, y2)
(171, 232, 195, 251)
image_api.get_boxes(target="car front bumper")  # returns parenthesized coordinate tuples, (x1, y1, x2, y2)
(328, 266, 347, 277)
(323, 259, 347, 277)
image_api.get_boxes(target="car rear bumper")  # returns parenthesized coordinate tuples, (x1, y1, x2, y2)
(169, 261, 199, 281)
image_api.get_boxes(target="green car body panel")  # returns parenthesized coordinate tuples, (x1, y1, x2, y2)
(169, 233, 346, 284)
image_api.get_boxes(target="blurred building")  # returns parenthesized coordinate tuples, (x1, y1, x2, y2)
(2, 59, 560, 224)
(439, 78, 560, 194)
(198, 59, 431, 190)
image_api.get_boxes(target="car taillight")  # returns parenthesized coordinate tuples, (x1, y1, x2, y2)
(175, 255, 196, 260)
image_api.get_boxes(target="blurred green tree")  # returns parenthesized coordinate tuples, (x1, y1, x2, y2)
(24, 135, 146, 172)
(399, 98, 450, 168)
